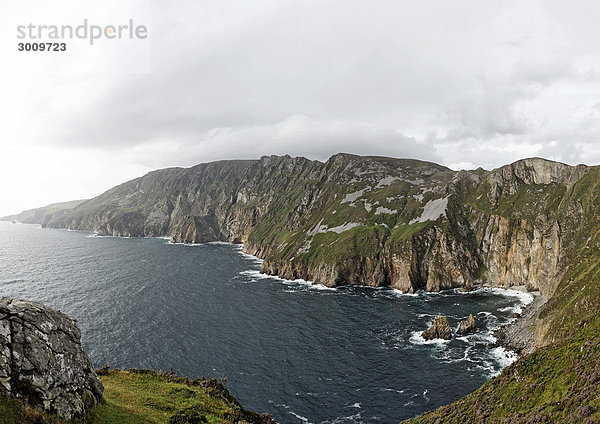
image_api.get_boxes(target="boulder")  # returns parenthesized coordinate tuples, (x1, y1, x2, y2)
(0, 298, 103, 420)
(457, 314, 477, 336)
(422, 315, 452, 340)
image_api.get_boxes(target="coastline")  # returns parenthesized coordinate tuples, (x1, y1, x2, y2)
(3, 222, 543, 364)
(491, 291, 547, 355)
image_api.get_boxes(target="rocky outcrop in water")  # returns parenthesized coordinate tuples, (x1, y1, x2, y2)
(0, 298, 103, 420)
(457, 314, 476, 336)
(422, 315, 452, 340)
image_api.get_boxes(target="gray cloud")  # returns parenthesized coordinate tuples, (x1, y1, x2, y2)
(43, 0, 600, 171)
(118, 114, 441, 168)
(5, 0, 600, 217)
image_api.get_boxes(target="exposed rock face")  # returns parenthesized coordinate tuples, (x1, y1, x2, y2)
(0, 200, 87, 225)
(422, 315, 452, 340)
(457, 314, 476, 336)
(13, 154, 600, 345)
(0, 298, 103, 420)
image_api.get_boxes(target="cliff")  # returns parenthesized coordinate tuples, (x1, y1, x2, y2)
(10, 154, 597, 348)
(1, 200, 87, 226)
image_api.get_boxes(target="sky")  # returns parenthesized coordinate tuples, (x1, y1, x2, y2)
(2, 0, 600, 216)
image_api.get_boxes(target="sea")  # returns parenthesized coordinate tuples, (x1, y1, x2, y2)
(0, 221, 533, 423)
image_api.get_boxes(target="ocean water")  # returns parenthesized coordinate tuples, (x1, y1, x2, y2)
(0, 222, 531, 423)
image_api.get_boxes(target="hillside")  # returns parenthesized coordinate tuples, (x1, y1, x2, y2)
(2, 199, 88, 225)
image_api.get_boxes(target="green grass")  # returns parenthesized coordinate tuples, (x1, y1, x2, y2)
(0, 369, 272, 424)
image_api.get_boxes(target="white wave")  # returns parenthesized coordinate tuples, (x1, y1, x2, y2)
(232, 244, 265, 263)
(238, 270, 338, 291)
(409, 330, 450, 346)
(489, 347, 518, 376)
(239, 252, 264, 263)
(476, 330, 498, 344)
(238, 270, 271, 280)
(289, 411, 310, 423)
(388, 288, 419, 297)
(349, 402, 361, 408)
(483, 287, 534, 307)
(381, 388, 405, 394)
(311, 283, 338, 291)
(166, 241, 205, 247)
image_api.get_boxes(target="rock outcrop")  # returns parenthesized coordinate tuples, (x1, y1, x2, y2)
(422, 315, 452, 340)
(0, 298, 103, 420)
(457, 314, 476, 336)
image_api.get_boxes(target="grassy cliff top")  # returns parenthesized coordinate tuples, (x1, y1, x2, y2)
(0, 369, 273, 424)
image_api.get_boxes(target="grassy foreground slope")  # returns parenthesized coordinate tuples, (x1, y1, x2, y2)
(0, 369, 273, 424)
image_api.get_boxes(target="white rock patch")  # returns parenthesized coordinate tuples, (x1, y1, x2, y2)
(409, 196, 450, 224)
(376, 176, 397, 188)
(374, 206, 395, 215)
(326, 222, 360, 233)
(308, 220, 361, 235)
(342, 187, 371, 203)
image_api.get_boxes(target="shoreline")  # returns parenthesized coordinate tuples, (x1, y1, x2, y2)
(491, 292, 547, 355)
(5, 222, 541, 360)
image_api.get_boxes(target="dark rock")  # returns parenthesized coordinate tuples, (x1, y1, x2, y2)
(457, 314, 477, 336)
(0, 298, 103, 420)
(510, 313, 521, 319)
(461, 281, 474, 292)
(422, 315, 452, 340)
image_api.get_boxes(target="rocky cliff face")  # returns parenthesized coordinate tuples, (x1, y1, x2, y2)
(1, 199, 87, 226)
(0, 298, 103, 420)
(16, 155, 597, 331)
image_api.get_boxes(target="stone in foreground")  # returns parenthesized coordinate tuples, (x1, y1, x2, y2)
(421, 315, 452, 340)
(0, 298, 103, 420)
(457, 314, 477, 336)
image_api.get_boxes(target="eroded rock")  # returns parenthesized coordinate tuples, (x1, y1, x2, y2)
(0, 298, 103, 420)
(422, 315, 452, 340)
(457, 314, 477, 336)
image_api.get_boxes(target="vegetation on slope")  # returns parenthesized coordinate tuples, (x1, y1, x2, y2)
(404, 166, 600, 423)
(403, 315, 600, 424)
(0, 369, 273, 424)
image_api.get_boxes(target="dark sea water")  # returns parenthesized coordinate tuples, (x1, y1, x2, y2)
(0, 221, 532, 423)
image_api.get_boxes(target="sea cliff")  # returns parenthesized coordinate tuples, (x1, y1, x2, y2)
(5, 155, 594, 345)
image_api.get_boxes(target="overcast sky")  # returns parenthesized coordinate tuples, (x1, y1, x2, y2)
(2, 0, 600, 216)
